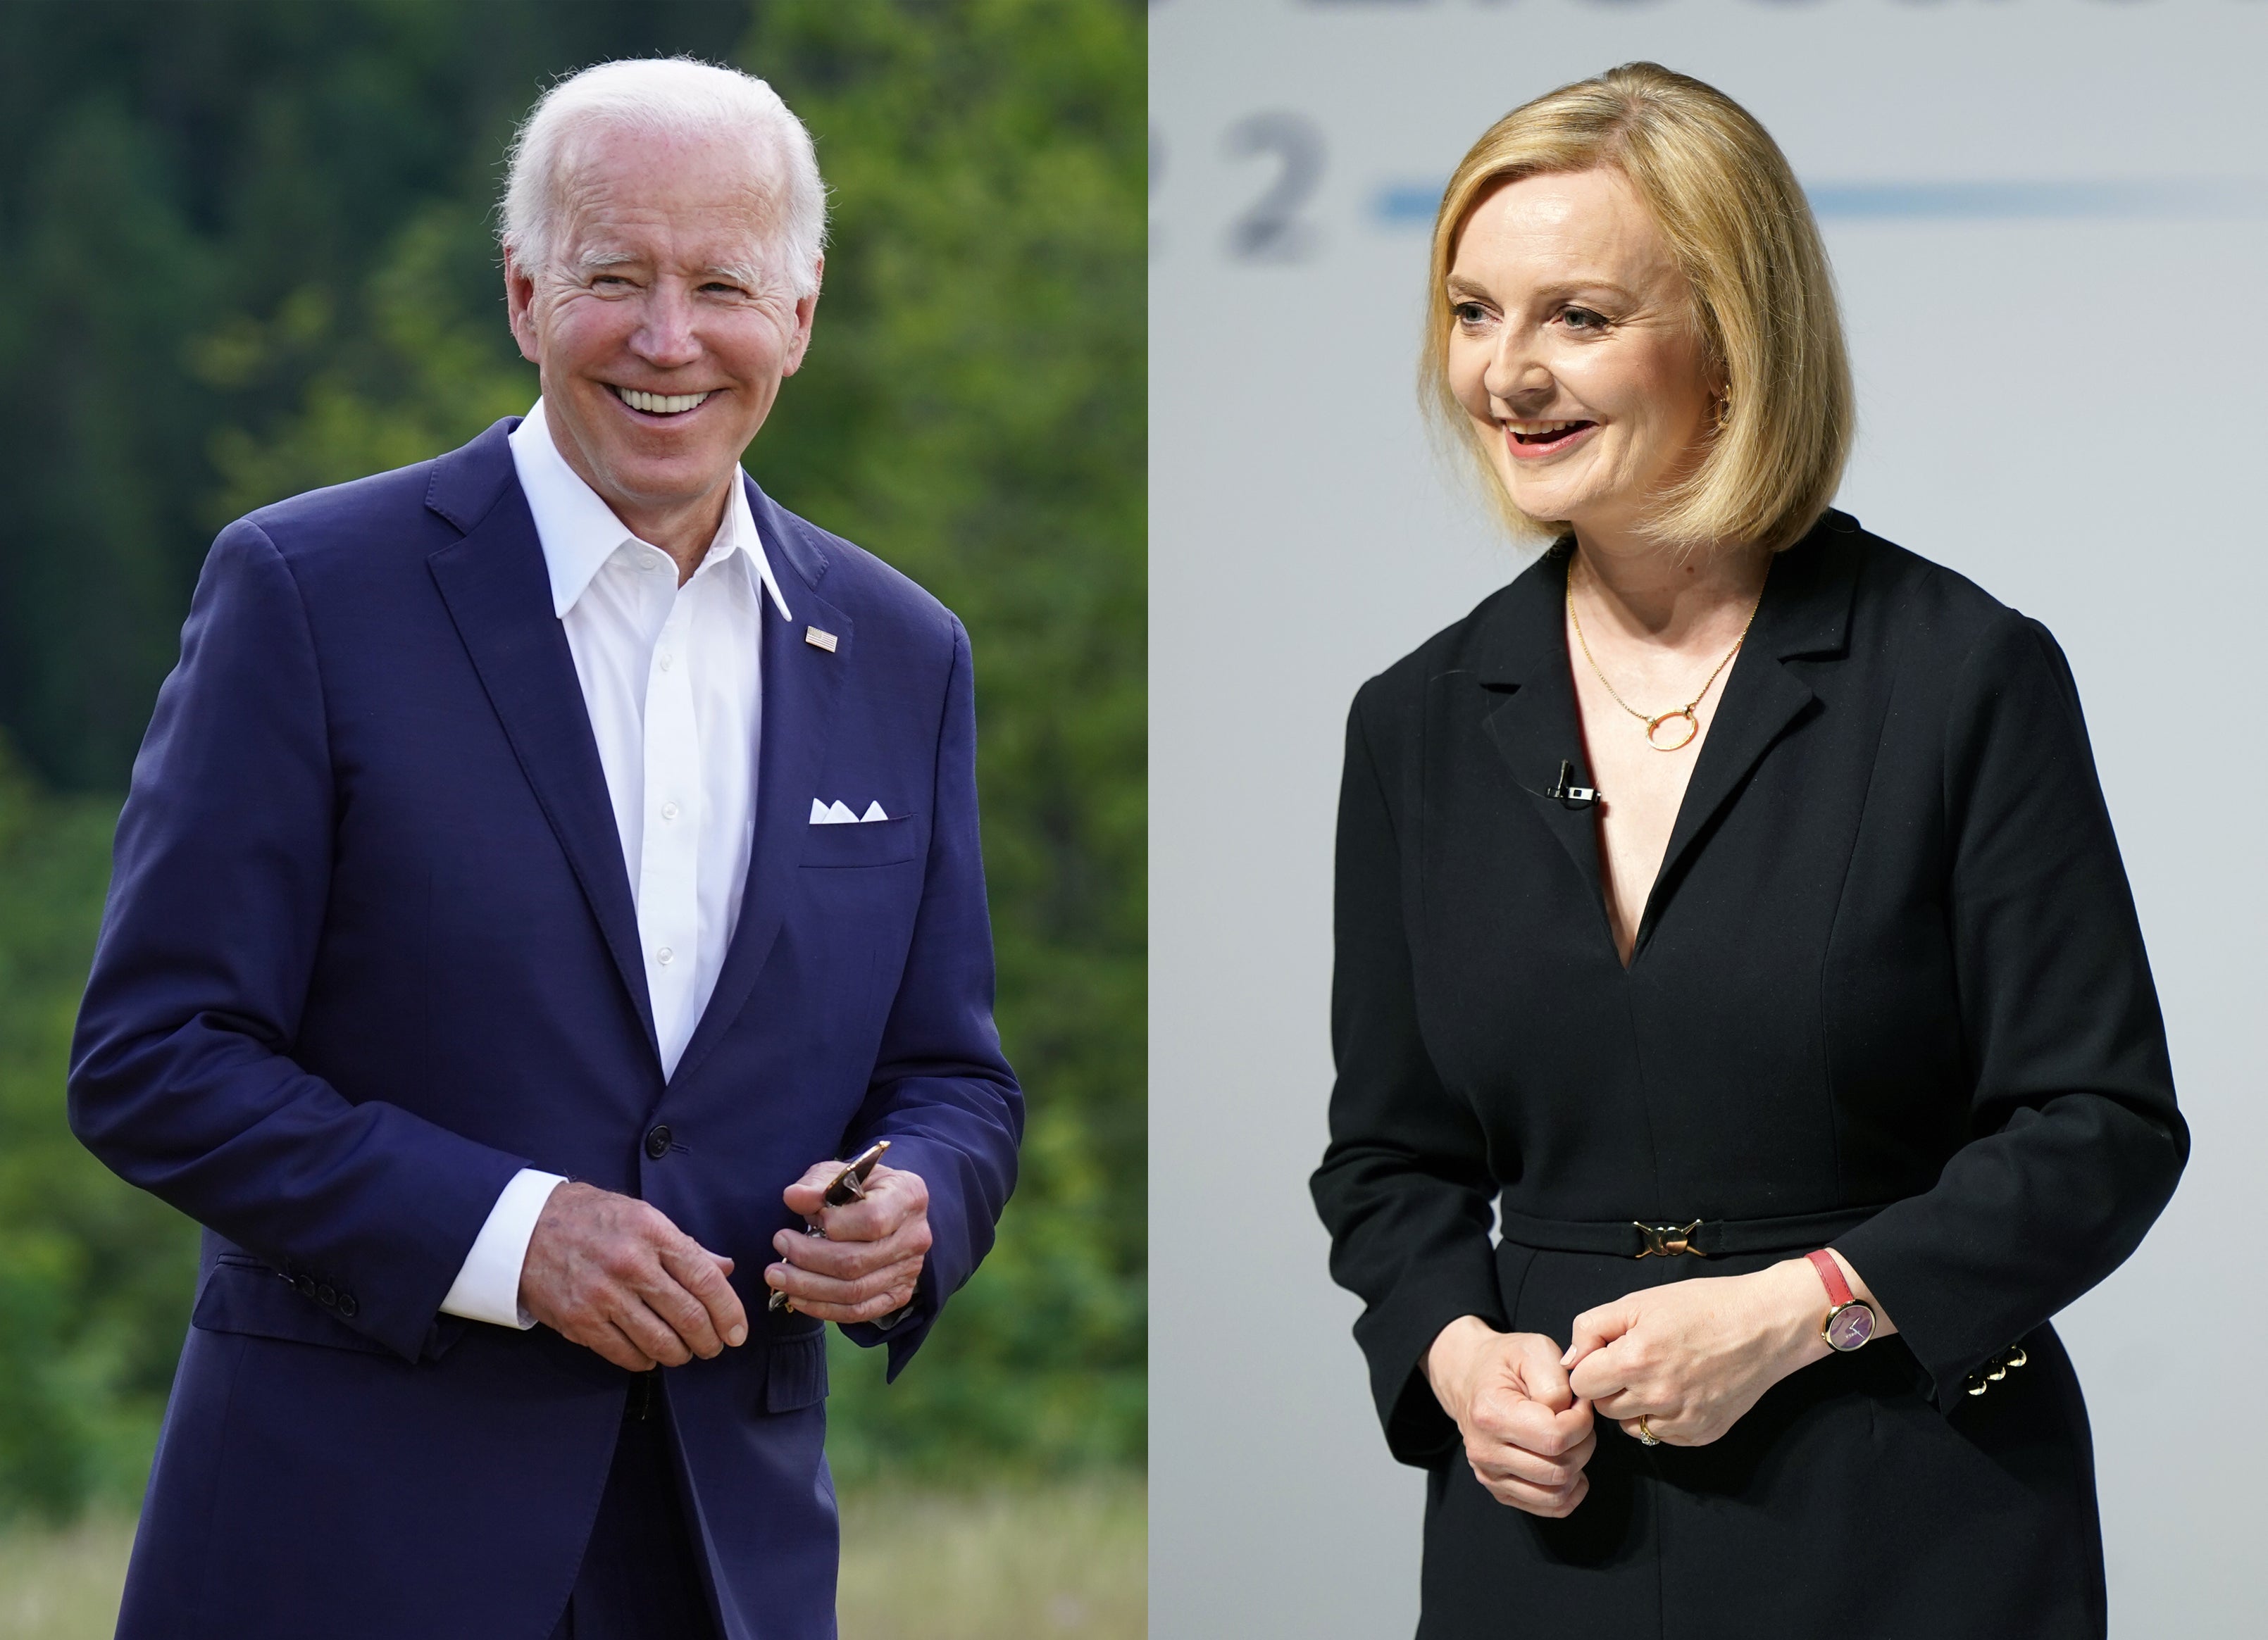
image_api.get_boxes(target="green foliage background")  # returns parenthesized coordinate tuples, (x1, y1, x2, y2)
(0, 0, 1142, 1515)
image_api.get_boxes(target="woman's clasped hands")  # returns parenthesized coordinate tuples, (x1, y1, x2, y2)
(1562, 1258, 1844, 1448)
(1426, 1315, 1598, 1516)
(1428, 1259, 1886, 1516)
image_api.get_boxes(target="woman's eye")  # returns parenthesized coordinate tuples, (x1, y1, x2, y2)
(1561, 307, 1607, 331)
(1452, 301, 1490, 325)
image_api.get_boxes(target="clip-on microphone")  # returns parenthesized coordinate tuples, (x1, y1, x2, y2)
(1539, 759, 1602, 810)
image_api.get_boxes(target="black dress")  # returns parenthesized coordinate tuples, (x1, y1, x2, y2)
(1310, 513, 2186, 1639)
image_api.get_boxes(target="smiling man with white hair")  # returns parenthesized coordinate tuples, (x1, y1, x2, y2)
(71, 58, 1023, 1640)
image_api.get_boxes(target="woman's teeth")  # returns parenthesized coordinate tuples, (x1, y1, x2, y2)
(616, 388, 711, 415)
(1510, 420, 1593, 444)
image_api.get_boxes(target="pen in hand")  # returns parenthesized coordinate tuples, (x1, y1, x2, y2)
(768, 1139, 891, 1314)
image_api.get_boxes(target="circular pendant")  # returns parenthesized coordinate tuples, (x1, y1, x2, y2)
(1645, 708, 1700, 751)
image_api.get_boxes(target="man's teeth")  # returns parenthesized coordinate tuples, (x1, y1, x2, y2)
(617, 388, 711, 414)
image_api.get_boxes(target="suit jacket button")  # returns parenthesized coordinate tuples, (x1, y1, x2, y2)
(337, 1293, 359, 1319)
(317, 1284, 337, 1308)
(644, 1124, 673, 1160)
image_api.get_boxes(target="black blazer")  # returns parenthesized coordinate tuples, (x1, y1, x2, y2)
(1311, 513, 2185, 1637)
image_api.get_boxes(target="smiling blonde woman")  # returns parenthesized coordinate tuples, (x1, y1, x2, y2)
(1311, 63, 2183, 1639)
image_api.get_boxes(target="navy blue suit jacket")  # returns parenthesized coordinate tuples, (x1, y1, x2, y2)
(69, 419, 1023, 1639)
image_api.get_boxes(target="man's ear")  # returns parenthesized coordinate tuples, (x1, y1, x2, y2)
(503, 246, 542, 366)
(781, 258, 823, 377)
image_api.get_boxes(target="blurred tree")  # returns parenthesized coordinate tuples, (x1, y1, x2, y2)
(0, 0, 1143, 1510)
(0, 737, 185, 1520)
(732, 0, 1146, 1476)
(0, 0, 748, 789)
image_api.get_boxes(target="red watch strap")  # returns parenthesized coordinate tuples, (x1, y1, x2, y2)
(1807, 1248, 1855, 1308)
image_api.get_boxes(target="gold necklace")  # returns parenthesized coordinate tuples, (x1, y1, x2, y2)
(1566, 561, 1763, 753)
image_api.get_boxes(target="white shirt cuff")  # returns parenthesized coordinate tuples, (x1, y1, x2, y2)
(440, 1168, 566, 1329)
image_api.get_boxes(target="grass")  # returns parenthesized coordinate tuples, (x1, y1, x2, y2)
(0, 1515, 131, 1640)
(0, 1478, 1144, 1640)
(838, 1479, 1145, 1640)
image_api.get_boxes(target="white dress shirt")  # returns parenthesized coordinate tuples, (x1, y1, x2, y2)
(438, 398, 792, 1328)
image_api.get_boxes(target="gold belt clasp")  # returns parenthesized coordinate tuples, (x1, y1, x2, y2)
(1633, 1219, 1707, 1258)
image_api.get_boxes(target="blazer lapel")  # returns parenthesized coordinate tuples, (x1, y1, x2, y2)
(1468, 520, 1862, 959)
(668, 480, 851, 1091)
(1642, 519, 1860, 939)
(1473, 547, 1609, 911)
(424, 432, 659, 1059)
(1481, 675, 1605, 908)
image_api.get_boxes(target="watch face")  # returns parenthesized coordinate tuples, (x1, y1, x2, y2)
(1826, 1302, 1875, 1352)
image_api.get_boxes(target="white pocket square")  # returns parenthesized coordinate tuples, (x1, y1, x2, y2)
(810, 799, 890, 824)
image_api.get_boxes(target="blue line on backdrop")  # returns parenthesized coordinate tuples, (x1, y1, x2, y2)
(1371, 178, 2268, 225)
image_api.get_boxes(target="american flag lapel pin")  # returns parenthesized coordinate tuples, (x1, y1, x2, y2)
(804, 626, 837, 653)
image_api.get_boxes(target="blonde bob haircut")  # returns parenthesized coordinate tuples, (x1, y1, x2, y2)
(1422, 63, 1853, 553)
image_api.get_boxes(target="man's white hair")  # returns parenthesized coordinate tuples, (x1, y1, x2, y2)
(501, 58, 827, 297)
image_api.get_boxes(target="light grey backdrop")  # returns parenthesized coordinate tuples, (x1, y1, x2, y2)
(1150, 2, 2267, 1633)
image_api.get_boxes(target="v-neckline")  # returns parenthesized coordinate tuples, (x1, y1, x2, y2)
(1568, 641, 1744, 972)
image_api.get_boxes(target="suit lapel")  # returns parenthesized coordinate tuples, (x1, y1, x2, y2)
(668, 479, 851, 1090)
(424, 432, 659, 1059)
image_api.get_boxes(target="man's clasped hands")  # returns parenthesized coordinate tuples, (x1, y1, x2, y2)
(1424, 1256, 1888, 1517)
(517, 1161, 934, 1372)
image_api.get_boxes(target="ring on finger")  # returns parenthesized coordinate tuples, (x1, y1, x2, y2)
(1635, 1415, 1662, 1447)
